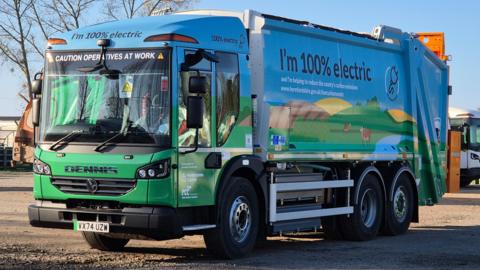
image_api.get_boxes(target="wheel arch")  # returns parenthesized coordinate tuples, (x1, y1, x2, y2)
(214, 155, 267, 223)
(353, 165, 387, 207)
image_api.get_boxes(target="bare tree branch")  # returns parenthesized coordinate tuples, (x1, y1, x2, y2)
(104, 0, 195, 20)
(30, 2, 50, 40)
(0, 0, 195, 102)
(0, 0, 34, 98)
(0, 0, 97, 100)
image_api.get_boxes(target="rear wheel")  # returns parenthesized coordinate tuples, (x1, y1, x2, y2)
(322, 216, 344, 240)
(81, 232, 129, 251)
(460, 177, 473, 187)
(203, 177, 259, 259)
(383, 173, 414, 235)
(340, 174, 384, 241)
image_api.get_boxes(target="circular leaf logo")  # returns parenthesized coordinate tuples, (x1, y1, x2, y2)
(385, 66, 400, 100)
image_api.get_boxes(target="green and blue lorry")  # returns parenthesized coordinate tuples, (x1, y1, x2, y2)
(28, 10, 449, 258)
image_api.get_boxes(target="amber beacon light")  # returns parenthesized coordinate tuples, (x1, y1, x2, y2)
(47, 38, 67, 46)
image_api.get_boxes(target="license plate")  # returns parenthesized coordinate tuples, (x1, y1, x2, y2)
(74, 220, 110, 233)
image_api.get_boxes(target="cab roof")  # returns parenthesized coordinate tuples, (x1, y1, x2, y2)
(449, 107, 480, 119)
(50, 14, 248, 53)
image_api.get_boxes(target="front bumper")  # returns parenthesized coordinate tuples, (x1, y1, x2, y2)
(28, 203, 183, 240)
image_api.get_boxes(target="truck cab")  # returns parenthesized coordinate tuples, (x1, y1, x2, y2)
(29, 13, 255, 242)
(449, 108, 480, 186)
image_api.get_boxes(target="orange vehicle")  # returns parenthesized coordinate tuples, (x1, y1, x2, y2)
(417, 32, 449, 61)
(12, 99, 34, 166)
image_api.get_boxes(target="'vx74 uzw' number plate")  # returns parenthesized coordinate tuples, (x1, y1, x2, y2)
(74, 220, 109, 233)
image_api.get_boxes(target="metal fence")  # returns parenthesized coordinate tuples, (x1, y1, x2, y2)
(0, 129, 17, 168)
(0, 144, 12, 168)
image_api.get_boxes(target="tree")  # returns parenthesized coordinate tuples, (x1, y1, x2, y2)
(0, 0, 195, 100)
(32, 0, 96, 37)
(0, 0, 97, 99)
(0, 0, 35, 99)
(104, 0, 194, 20)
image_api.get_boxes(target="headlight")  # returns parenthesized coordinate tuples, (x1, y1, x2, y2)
(136, 159, 170, 179)
(33, 159, 52, 175)
(138, 169, 147, 178)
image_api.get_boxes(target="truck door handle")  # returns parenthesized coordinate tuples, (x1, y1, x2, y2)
(205, 152, 222, 169)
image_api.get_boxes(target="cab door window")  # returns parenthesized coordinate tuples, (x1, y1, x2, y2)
(178, 51, 212, 147)
(216, 52, 239, 146)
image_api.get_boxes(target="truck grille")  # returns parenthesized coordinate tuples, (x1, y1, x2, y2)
(51, 177, 136, 196)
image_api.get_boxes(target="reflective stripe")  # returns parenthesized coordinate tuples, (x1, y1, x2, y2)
(270, 152, 414, 161)
(182, 224, 216, 231)
(179, 147, 252, 153)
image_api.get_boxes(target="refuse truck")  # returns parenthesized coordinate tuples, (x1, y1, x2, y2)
(28, 10, 449, 258)
(449, 107, 480, 187)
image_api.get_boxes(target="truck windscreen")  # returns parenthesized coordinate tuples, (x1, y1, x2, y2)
(40, 49, 171, 147)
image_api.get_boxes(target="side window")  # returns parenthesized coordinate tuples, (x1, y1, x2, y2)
(178, 51, 212, 147)
(470, 126, 477, 145)
(216, 52, 239, 146)
(473, 126, 480, 144)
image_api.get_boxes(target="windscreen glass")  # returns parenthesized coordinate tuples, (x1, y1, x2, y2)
(468, 119, 480, 147)
(40, 49, 170, 146)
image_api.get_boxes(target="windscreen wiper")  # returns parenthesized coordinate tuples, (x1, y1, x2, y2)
(49, 130, 83, 151)
(93, 113, 132, 152)
(93, 131, 127, 152)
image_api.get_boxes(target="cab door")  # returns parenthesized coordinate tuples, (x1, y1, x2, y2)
(176, 48, 219, 207)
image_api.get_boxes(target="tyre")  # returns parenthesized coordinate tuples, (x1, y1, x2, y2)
(321, 189, 346, 240)
(322, 216, 344, 240)
(383, 173, 414, 235)
(340, 174, 384, 241)
(255, 224, 268, 248)
(203, 177, 259, 259)
(460, 177, 472, 187)
(81, 232, 129, 251)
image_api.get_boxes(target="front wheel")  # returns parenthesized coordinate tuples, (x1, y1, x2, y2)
(203, 177, 259, 259)
(81, 232, 129, 251)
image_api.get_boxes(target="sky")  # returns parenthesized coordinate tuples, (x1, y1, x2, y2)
(1, 0, 479, 116)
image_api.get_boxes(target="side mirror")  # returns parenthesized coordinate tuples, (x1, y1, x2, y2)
(188, 76, 207, 94)
(31, 79, 42, 95)
(32, 72, 43, 95)
(186, 96, 204, 129)
(32, 98, 41, 126)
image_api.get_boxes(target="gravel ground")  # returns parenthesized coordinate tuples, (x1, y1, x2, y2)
(1, 171, 480, 269)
